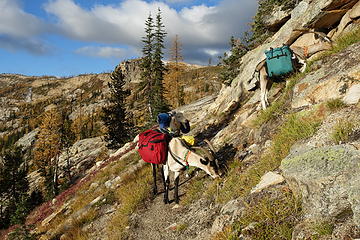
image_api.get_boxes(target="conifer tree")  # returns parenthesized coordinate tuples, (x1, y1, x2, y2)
(102, 67, 134, 149)
(0, 147, 29, 228)
(33, 108, 62, 198)
(140, 9, 169, 121)
(60, 107, 75, 185)
(152, 8, 169, 116)
(219, 36, 250, 85)
(140, 13, 155, 119)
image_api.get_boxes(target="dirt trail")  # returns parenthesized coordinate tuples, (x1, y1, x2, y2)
(128, 173, 219, 240)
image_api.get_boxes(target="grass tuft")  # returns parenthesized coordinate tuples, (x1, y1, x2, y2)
(326, 98, 346, 112)
(331, 120, 354, 144)
(312, 220, 334, 238)
(230, 190, 302, 240)
(176, 223, 189, 232)
(331, 27, 360, 54)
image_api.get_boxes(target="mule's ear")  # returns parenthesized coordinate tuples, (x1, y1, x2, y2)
(200, 158, 209, 165)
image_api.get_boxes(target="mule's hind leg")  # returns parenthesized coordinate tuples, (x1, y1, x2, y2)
(152, 164, 157, 196)
(174, 171, 180, 204)
(163, 164, 170, 204)
(161, 165, 166, 192)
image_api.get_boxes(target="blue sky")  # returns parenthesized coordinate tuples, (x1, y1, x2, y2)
(0, 0, 258, 77)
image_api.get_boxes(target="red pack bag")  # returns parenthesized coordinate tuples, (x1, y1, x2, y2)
(137, 129, 169, 164)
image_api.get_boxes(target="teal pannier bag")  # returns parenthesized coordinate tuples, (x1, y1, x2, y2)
(265, 46, 294, 78)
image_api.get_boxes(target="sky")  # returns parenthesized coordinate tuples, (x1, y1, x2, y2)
(0, 0, 258, 77)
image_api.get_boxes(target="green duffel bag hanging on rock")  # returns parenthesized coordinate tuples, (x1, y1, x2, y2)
(265, 45, 294, 78)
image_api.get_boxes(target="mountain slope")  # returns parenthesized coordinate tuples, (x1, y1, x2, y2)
(2, 0, 360, 239)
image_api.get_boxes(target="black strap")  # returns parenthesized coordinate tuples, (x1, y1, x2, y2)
(168, 148, 187, 168)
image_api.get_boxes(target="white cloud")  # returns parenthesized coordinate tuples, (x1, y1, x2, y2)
(203, 48, 220, 56)
(75, 46, 135, 58)
(0, 0, 258, 63)
(164, 0, 193, 4)
(0, 35, 50, 55)
(0, 0, 51, 54)
(44, 0, 258, 64)
(0, 0, 47, 37)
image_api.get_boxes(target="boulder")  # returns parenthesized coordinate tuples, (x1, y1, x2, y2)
(291, 33, 319, 49)
(343, 84, 360, 104)
(281, 145, 360, 225)
(211, 198, 245, 234)
(263, 5, 291, 31)
(322, 0, 359, 11)
(349, 0, 360, 19)
(251, 172, 285, 194)
(211, 215, 231, 234)
(332, 10, 353, 39)
(308, 9, 348, 29)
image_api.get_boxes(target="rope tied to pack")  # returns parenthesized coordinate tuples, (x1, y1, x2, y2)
(184, 149, 191, 169)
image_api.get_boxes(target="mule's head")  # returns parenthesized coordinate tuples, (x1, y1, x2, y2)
(193, 140, 220, 179)
(199, 156, 220, 179)
(169, 111, 190, 134)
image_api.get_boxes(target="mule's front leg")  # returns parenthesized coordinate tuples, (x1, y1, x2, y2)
(174, 171, 180, 204)
(259, 67, 269, 110)
(163, 164, 170, 204)
(152, 164, 157, 196)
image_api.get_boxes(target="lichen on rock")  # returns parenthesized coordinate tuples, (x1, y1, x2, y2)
(281, 145, 360, 225)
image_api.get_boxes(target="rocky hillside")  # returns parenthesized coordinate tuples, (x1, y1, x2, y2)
(1, 0, 360, 239)
(0, 60, 222, 238)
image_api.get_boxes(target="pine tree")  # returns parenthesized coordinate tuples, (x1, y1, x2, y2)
(152, 8, 169, 116)
(0, 147, 29, 228)
(102, 67, 135, 149)
(140, 13, 155, 119)
(219, 36, 250, 85)
(140, 9, 169, 122)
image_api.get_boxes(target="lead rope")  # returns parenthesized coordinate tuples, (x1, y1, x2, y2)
(169, 148, 191, 177)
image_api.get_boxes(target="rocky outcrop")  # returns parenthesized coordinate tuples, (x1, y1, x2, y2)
(198, 0, 360, 127)
(292, 42, 360, 108)
(281, 145, 360, 225)
(263, 5, 292, 31)
(58, 137, 108, 179)
(15, 128, 39, 151)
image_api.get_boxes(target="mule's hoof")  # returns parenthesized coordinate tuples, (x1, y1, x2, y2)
(172, 204, 180, 209)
